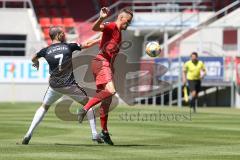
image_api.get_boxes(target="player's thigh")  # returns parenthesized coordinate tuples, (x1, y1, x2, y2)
(188, 80, 196, 92)
(105, 81, 116, 94)
(64, 84, 88, 105)
(188, 80, 199, 97)
(196, 80, 201, 94)
(42, 87, 63, 107)
(92, 58, 114, 87)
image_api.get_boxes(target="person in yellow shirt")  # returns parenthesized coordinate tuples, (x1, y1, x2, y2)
(183, 52, 206, 113)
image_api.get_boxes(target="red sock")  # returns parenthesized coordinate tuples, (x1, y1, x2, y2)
(83, 89, 113, 111)
(100, 115, 108, 132)
(99, 97, 112, 132)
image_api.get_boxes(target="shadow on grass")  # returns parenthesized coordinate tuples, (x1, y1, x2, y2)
(54, 143, 162, 147)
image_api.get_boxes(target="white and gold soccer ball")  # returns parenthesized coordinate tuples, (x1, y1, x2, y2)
(145, 41, 162, 57)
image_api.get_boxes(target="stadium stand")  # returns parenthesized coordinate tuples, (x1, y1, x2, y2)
(32, 0, 76, 44)
(31, 0, 237, 44)
(0, 0, 45, 57)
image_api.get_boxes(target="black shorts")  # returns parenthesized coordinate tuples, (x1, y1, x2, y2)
(188, 80, 201, 93)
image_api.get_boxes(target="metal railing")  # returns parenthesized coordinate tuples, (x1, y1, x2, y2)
(0, 0, 45, 55)
(84, 0, 210, 22)
(134, 58, 235, 107)
(77, 0, 211, 42)
(180, 40, 240, 57)
(165, 0, 240, 56)
(0, 39, 46, 57)
(142, 11, 201, 57)
(0, 0, 34, 9)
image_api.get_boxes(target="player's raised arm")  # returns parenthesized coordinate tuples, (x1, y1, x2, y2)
(32, 54, 40, 70)
(92, 7, 110, 32)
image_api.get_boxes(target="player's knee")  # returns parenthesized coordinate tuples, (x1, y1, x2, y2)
(107, 89, 116, 95)
(81, 97, 89, 105)
(191, 91, 197, 97)
(105, 82, 116, 95)
(42, 104, 50, 111)
(110, 90, 116, 95)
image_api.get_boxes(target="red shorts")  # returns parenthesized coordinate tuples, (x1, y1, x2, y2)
(91, 57, 113, 86)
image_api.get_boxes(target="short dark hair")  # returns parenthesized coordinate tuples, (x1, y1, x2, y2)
(120, 8, 133, 17)
(49, 26, 63, 40)
(191, 52, 198, 57)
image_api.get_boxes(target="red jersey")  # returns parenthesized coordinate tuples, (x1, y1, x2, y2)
(97, 22, 122, 62)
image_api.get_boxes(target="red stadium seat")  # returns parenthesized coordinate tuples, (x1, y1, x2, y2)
(39, 17, 51, 28)
(63, 18, 75, 28)
(36, 8, 48, 17)
(58, 0, 66, 7)
(46, 0, 57, 7)
(51, 18, 63, 26)
(100, 0, 109, 7)
(33, 0, 45, 7)
(43, 28, 50, 38)
(49, 8, 59, 17)
(60, 8, 71, 17)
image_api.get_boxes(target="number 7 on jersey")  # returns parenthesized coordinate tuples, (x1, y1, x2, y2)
(54, 54, 63, 71)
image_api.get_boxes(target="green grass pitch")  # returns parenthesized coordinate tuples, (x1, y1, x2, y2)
(1, 103, 240, 160)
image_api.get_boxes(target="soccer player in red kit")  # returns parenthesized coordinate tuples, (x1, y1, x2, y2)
(78, 7, 133, 145)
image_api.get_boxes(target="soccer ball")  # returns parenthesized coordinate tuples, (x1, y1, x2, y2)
(145, 41, 162, 57)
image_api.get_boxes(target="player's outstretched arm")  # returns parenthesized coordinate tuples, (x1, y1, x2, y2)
(81, 34, 102, 49)
(81, 37, 101, 49)
(92, 7, 109, 32)
(32, 54, 40, 70)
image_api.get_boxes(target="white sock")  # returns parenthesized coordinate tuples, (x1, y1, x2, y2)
(87, 108, 97, 138)
(25, 106, 47, 137)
